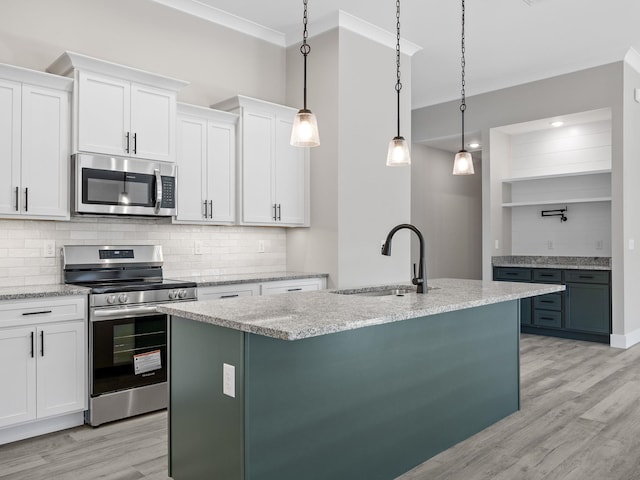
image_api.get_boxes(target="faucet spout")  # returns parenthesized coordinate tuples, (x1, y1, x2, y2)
(381, 224, 427, 293)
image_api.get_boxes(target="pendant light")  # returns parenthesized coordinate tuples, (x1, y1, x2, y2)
(386, 0, 411, 167)
(452, 0, 475, 175)
(290, 0, 320, 147)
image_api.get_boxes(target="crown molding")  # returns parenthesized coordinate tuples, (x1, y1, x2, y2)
(151, 1, 421, 55)
(624, 47, 640, 75)
(151, 0, 286, 46)
(287, 10, 421, 56)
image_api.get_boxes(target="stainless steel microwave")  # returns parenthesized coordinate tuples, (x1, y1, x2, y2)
(72, 153, 177, 217)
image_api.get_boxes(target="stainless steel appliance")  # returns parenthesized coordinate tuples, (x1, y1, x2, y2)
(63, 245, 196, 426)
(72, 153, 177, 217)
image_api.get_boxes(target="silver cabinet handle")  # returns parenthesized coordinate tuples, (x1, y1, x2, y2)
(92, 306, 159, 321)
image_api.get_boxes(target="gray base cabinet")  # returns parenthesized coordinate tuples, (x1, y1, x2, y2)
(493, 267, 611, 343)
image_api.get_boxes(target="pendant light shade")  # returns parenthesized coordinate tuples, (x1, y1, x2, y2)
(291, 0, 320, 147)
(387, 0, 410, 167)
(387, 136, 411, 167)
(453, 0, 474, 175)
(452, 150, 474, 175)
(291, 109, 320, 147)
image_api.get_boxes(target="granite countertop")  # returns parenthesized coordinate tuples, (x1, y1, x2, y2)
(158, 278, 565, 341)
(492, 256, 611, 270)
(173, 271, 328, 287)
(0, 284, 91, 301)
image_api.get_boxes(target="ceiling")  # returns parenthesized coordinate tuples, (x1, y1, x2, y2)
(161, 0, 640, 109)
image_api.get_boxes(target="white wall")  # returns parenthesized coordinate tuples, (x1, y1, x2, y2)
(0, 0, 286, 106)
(411, 145, 482, 280)
(286, 28, 412, 288)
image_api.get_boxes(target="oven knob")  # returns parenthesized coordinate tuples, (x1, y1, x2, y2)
(107, 295, 117, 305)
(118, 294, 129, 304)
(178, 289, 187, 299)
(168, 290, 177, 300)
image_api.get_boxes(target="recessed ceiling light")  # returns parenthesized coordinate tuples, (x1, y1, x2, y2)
(550, 121, 564, 127)
(469, 142, 480, 149)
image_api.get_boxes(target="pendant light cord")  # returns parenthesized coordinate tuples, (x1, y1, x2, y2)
(459, 0, 466, 150)
(395, 0, 402, 138)
(300, 0, 311, 111)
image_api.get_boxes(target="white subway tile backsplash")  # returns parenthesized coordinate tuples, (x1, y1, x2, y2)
(0, 218, 287, 286)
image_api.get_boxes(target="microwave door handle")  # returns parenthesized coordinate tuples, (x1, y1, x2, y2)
(154, 169, 162, 214)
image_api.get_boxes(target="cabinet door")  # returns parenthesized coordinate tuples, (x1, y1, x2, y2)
(565, 283, 610, 334)
(130, 83, 175, 162)
(21, 85, 69, 218)
(36, 321, 86, 419)
(274, 114, 307, 226)
(0, 79, 21, 215)
(0, 327, 36, 428)
(77, 71, 130, 156)
(176, 115, 208, 222)
(207, 120, 235, 223)
(242, 110, 275, 224)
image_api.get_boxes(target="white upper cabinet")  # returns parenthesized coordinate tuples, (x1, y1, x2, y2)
(175, 103, 238, 224)
(213, 95, 310, 227)
(48, 51, 187, 163)
(0, 65, 71, 220)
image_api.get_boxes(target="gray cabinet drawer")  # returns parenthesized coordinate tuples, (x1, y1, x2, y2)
(534, 293, 562, 311)
(533, 310, 562, 328)
(533, 269, 561, 283)
(493, 268, 531, 282)
(564, 270, 609, 284)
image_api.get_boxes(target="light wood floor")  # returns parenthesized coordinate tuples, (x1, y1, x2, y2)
(2, 334, 640, 480)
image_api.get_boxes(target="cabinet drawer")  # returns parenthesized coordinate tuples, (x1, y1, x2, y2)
(198, 284, 260, 300)
(534, 293, 562, 311)
(564, 270, 609, 284)
(493, 268, 531, 282)
(532, 269, 562, 283)
(261, 278, 325, 295)
(533, 310, 562, 328)
(0, 296, 87, 328)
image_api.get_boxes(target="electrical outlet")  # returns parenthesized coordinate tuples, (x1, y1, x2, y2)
(494, 239, 499, 250)
(547, 240, 554, 250)
(194, 241, 203, 255)
(630, 239, 635, 251)
(223, 363, 235, 398)
(596, 240, 604, 250)
(44, 240, 56, 258)
(258, 240, 265, 253)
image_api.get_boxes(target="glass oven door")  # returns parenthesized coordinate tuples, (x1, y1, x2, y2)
(82, 168, 155, 208)
(90, 313, 168, 396)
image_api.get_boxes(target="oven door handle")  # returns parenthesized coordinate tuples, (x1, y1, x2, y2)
(92, 306, 159, 321)
(154, 168, 162, 214)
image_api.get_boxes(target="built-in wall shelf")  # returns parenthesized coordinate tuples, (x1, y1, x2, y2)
(502, 197, 612, 208)
(502, 169, 611, 184)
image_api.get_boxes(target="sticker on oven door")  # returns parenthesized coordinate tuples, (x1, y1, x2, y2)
(134, 350, 162, 375)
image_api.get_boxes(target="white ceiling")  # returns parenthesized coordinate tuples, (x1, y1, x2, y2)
(160, 0, 640, 109)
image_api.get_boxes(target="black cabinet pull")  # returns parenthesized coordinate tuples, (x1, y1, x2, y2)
(24, 187, 28, 212)
(287, 288, 303, 292)
(220, 294, 239, 299)
(540, 274, 553, 277)
(125, 132, 130, 153)
(579, 275, 594, 279)
(203, 200, 208, 218)
(133, 133, 137, 154)
(540, 317, 554, 321)
(209, 200, 213, 219)
(22, 310, 52, 316)
(272, 203, 277, 221)
(505, 272, 517, 276)
(30, 331, 34, 358)
(277, 204, 282, 221)
(540, 300, 553, 303)
(40, 330, 44, 357)
(15, 186, 18, 211)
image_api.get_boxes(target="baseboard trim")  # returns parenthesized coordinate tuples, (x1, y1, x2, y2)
(610, 328, 640, 349)
(0, 411, 84, 445)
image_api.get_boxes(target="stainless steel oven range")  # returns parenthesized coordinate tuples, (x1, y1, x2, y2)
(63, 245, 196, 427)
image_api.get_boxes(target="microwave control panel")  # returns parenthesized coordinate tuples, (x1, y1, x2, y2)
(161, 176, 176, 208)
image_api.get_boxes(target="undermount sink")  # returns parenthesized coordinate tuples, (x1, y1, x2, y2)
(332, 285, 435, 297)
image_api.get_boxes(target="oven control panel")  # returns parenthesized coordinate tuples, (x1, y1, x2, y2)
(91, 287, 197, 308)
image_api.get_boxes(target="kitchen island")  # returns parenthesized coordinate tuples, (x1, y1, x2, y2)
(158, 278, 564, 480)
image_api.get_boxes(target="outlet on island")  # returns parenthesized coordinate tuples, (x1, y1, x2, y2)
(258, 240, 265, 253)
(194, 241, 203, 255)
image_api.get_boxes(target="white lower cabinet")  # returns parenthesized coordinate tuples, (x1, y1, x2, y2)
(0, 296, 86, 438)
(198, 283, 260, 300)
(260, 278, 326, 295)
